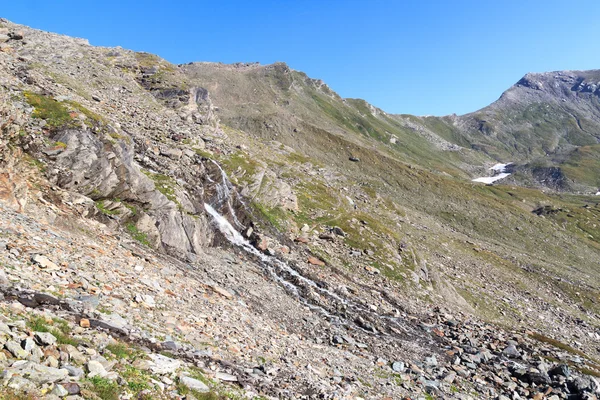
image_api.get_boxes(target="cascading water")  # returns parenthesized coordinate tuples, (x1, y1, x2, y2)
(208, 159, 245, 229)
(204, 161, 422, 339)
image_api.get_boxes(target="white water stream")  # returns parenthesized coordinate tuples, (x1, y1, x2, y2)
(203, 162, 422, 338)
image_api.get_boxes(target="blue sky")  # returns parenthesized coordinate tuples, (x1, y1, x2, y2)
(3, 1, 600, 116)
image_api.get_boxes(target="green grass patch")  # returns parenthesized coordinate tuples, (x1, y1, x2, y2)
(87, 376, 120, 400)
(120, 365, 152, 393)
(529, 332, 600, 369)
(24, 91, 74, 130)
(95, 200, 121, 216)
(126, 223, 151, 247)
(105, 343, 138, 359)
(141, 170, 181, 208)
(24, 91, 107, 132)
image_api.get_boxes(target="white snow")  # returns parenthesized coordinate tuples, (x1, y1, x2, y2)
(490, 163, 512, 172)
(472, 162, 512, 184)
(472, 173, 511, 184)
(596, 191, 600, 196)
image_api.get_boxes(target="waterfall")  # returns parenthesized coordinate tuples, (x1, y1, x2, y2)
(208, 159, 244, 229)
(203, 163, 421, 339)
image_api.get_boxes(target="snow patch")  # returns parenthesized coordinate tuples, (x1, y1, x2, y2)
(472, 162, 512, 184)
(472, 173, 511, 184)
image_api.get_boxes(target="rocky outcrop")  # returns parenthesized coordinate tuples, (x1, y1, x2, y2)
(44, 127, 215, 260)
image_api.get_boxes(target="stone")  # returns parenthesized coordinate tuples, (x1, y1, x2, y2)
(179, 375, 210, 392)
(21, 337, 36, 352)
(502, 344, 520, 358)
(51, 384, 70, 397)
(307, 256, 325, 266)
(46, 355, 59, 368)
(210, 285, 233, 299)
(31, 254, 60, 270)
(548, 364, 570, 378)
(215, 372, 238, 382)
(8, 31, 24, 40)
(161, 341, 178, 352)
(148, 353, 181, 374)
(6, 376, 35, 391)
(5, 340, 28, 358)
(64, 364, 84, 377)
(391, 361, 405, 372)
(35, 331, 58, 346)
(4, 361, 68, 384)
(87, 360, 108, 377)
(424, 355, 438, 367)
(62, 382, 81, 395)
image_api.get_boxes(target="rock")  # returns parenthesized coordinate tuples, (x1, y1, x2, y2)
(161, 341, 178, 352)
(46, 355, 59, 368)
(6, 376, 35, 392)
(215, 372, 238, 382)
(64, 364, 84, 377)
(5, 340, 28, 358)
(424, 355, 438, 367)
(31, 254, 60, 270)
(332, 226, 346, 236)
(87, 360, 107, 377)
(502, 344, 520, 358)
(4, 361, 68, 384)
(179, 375, 210, 392)
(349, 157, 360, 162)
(307, 256, 325, 266)
(569, 376, 592, 393)
(61, 382, 81, 395)
(391, 361, 405, 372)
(160, 148, 183, 160)
(34, 331, 57, 346)
(148, 353, 181, 374)
(8, 31, 24, 40)
(92, 95, 101, 102)
(51, 384, 69, 397)
(21, 337, 36, 352)
(0, 34, 9, 44)
(210, 285, 233, 299)
(548, 364, 570, 378)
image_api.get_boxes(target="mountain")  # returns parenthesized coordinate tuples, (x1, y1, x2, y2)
(1, 18, 600, 399)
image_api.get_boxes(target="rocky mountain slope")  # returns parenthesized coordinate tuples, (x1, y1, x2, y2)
(1, 18, 600, 399)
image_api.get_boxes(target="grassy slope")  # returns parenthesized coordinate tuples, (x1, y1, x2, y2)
(174, 63, 600, 332)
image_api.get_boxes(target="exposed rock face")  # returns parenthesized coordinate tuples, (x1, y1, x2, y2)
(43, 128, 214, 259)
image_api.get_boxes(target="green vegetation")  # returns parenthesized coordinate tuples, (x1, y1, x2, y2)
(220, 151, 260, 185)
(24, 91, 73, 130)
(105, 342, 139, 359)
(95, 200, 121, 216)
(126, 223, 151, 246)
(252, 202, 287, 230)
(529, 333, 600, 365)
(26, 316, 76, 345)
(141, 170, 182, 208)
(0, 390, 37, 400)
(24, 91, 107, 132)
(120, 365, 152, 393)
(87, 376, 120, 400)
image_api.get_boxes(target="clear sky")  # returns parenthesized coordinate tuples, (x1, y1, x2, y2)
(3, 1, 600, 116)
